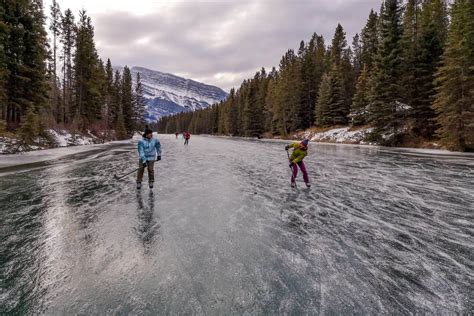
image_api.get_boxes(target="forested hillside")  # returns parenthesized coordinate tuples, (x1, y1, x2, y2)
(0, 0, 146, 144)
(156, 0, 474, 152)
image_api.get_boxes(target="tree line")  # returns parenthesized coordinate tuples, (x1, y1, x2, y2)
(157, 0, 473, 152)
(0, 0, 146, 143)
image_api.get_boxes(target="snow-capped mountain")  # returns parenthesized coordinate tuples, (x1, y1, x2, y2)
(131, 67, 228, 122)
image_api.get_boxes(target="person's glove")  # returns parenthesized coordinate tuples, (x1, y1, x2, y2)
(142, 161, 148, 168)
(285, 145, 290, 151)
(289, 161, 294, 167)
(157, 156, 161, 161)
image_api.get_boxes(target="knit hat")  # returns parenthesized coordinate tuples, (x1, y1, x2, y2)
(143, 128, 153, 137)
(301, 139, 309, 146)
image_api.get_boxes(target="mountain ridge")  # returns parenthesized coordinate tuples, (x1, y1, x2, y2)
(130, 66, 228, 122)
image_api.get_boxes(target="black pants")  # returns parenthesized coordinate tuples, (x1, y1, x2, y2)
(184, 139, 189, 145)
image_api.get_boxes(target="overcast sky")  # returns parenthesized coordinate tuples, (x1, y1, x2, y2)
(44, 0, 381, 91)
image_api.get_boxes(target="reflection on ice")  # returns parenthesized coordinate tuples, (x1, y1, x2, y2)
(1, 135, 472, 314)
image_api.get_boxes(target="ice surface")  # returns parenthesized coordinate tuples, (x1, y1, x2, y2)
(0, 136, 473, 314)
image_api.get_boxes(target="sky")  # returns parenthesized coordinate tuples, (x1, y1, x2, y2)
(44, 0, 382, 92)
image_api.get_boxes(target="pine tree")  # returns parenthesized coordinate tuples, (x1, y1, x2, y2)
(243, 71, 264, 137)
(433, 0, 474, 151)
(0, 4, 7, 122)
(324, 24, 350, 125)
(134, 72, 147, 130)
(297, 39, 314, 129)
(401, 0, 423, 134)
(312, 35, 327, 119)
(2, 0, 49, 129)
(104, 58, 114, 132)
(315, 74, 332, 127)
(369, 0, 405, 143)
(327, 67, 346, 125)
(351, 65, 371, 125)
(28, 0, 50, 112)
(60, 8, 75, 124)
(341, 48, 355, 121)
(19, 106, 40, 145)
(361, 9, 379, 70)
(352, 33, 363, 78)
(411, 0, 449, 138)
(121, 66, 134, 136)
(49, 0, 62, 123)
(227, 89, 239, 135)
(0, 119, 6, 134)
(73, 10, 103, 130)
(330, 24, 347, 66)
(112, 70, 122, 126)
(115, 111, 127, 140)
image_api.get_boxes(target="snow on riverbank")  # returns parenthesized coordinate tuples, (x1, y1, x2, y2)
(298, 126, 374, 144)
(0, 129, 103, 154)
(48, 130, 101, 147)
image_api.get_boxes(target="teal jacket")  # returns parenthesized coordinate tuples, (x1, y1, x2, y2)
(138, 137, 161, 162)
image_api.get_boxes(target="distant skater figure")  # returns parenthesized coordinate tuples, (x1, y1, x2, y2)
(285, 139, 310, 188)
(137, 128, 162, 189)
(184, 132, 191, 145)
(175, 132, 179, 139)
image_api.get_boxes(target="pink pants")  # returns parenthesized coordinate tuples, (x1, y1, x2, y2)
(292, 161, 309, 184)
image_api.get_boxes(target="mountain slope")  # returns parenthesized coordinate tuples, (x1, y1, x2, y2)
(131, 67, 228, 122)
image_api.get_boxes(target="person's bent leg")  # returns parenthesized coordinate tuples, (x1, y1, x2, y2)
(291, 163, 298, 184)
(137, 160, 145, 188)
(298, 161, 310, 184)
(147, 161, 155, 185)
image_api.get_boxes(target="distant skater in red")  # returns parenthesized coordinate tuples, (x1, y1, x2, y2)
(184, 132, 191, 145)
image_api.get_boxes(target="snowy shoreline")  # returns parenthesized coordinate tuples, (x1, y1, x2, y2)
(0, 129, 107, 155)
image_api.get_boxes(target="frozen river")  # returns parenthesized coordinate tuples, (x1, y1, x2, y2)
(1, 135, 473, 314)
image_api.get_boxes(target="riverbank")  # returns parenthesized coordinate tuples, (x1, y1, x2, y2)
(289, 126, 445, 150)
(206, 126, 456, 153)
(0, 129, 109, 154)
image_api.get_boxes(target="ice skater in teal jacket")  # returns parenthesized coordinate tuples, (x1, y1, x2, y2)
(137, 128, 161, 189)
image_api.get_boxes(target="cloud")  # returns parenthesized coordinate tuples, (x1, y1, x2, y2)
(46, 0, 382, 91)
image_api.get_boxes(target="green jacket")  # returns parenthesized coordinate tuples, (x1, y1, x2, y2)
(289, 143, 308, 164)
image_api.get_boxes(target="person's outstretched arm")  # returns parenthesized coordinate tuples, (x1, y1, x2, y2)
(155, 139, 162, 157)
(138, 141, 146, 161)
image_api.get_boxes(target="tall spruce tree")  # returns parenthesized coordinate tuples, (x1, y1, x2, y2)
(412, 0, 449, 138)
(60, 8, 75, 124)
(243, 71, 264, 137)
(73, 10, 103, 130)
(49, 0, 61, 123)
(326, 24, 350, 125)
(226, 89, 237, 135)
(351, 65, 371, 125)
(104, 58, 114, 131)
(352, 33, 363, 78)
(315, 73, 332, 127)
(3, 0, 49, 130)
(121, 66, 134, 136)
(401, 0, 423, 135)
(134, 72, 147, 131)
(369, 0, 405, 143)
(433, 0, 474, 151)
(361, 9, 379, 70)
(0, 3, 8, 121)
(112, 69, 121, 122)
